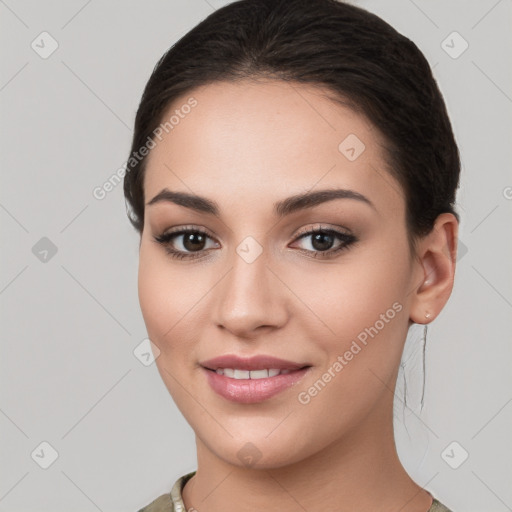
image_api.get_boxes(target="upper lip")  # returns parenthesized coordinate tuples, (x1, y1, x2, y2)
(200, 354, 310, 371)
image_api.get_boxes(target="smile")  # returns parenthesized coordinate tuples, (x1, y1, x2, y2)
(213, 368, 293, 379)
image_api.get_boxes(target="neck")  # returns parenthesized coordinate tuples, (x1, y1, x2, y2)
(182, 399, 432, 512)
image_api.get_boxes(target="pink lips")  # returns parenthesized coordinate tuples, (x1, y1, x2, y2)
(200, 354, 312, 404)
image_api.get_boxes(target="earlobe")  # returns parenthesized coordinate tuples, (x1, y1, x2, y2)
(409, 213, 459, 324)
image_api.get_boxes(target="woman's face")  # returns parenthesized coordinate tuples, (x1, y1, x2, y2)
(138, 79, 422, 468)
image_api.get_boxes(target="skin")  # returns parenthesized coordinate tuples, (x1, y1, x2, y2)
(138, 79, 458, 512)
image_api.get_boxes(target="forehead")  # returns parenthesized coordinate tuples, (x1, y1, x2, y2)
(143, 79, 404, 217)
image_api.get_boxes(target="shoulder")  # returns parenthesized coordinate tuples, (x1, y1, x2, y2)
(135, 470, 196, 512)
(136, 493, 173, 512)
(429, 498, 454, 512)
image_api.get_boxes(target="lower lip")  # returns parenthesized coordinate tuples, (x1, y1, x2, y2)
(203, 367, 311, 404)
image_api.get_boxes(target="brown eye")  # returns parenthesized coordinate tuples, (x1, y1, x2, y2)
(310, 232, 335, 251)
(292, 228, 357, 258)
(153, 227, 220, 260)
(182, 232, 207, 252)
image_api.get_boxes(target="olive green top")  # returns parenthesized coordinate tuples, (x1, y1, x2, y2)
(137, 471, 454, 512)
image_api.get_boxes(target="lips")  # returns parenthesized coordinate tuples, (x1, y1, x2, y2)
(200, 354, 312, 403)
(203, 365, 312, 403)
(200, 354, 310, 371)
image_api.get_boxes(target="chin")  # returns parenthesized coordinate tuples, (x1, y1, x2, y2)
(199, 430, 316, 470)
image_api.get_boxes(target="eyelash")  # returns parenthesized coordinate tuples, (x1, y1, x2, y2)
(153, 225, 357, 261)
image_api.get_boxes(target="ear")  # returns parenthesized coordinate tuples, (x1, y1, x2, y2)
(409, 213, 459, 324)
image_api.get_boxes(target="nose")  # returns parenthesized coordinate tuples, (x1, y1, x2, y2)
(211, 244, 289, 339)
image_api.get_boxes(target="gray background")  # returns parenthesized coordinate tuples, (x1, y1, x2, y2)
(1, 1, 511, 511)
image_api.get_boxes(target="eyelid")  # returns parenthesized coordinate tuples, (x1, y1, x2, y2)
(160, 224, 219, 241)
(292, 222, 353, 238)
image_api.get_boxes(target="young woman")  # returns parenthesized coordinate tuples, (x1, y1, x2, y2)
(124, 1, 461, 510)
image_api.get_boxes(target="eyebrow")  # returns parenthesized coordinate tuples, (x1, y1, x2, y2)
(146, 187, 376, 217)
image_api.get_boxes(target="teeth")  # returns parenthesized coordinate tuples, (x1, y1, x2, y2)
(214, 368, 292, 379)
(234, 369, 250, 379)
(246, 369, 268, 379)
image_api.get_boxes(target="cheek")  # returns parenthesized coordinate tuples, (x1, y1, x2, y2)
(137, 245, 193, 349)
(137, 247, 202, 411)
(291, 235, 411, 392)
(288, 259, 410, 437)
(137, 242, 214, 370)
(137, 254, 168, 342)
(300, 243, 409, 343)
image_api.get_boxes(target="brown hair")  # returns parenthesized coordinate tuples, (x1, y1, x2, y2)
(123, 0, 460, 248)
